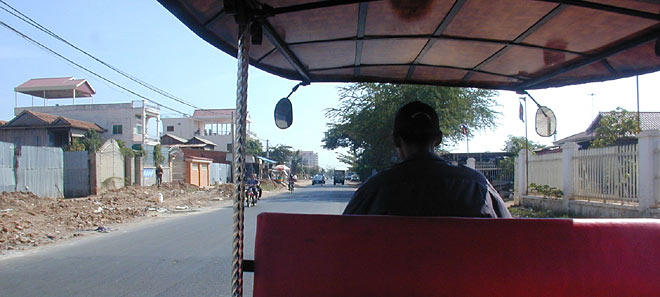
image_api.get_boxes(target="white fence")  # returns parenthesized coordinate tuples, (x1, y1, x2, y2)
(573, 144, 638, 203)
(528, 153, 563, 190)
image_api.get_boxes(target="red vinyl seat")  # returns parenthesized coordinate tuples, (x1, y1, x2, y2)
(252, 213, 660, 297)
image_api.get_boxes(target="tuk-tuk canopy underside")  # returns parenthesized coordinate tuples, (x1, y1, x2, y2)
(160, 0, 660, 91)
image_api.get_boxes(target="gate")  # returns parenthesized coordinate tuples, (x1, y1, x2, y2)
(64, 151, 90, 198)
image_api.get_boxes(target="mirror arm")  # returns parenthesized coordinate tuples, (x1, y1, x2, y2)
(285, 81, 309, 100)
(520, 90, 548, 117)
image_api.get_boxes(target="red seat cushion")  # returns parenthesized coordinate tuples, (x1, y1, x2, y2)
(253, 213, 660, 297)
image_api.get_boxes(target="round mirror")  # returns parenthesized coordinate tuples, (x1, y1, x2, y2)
(535, 106, 557, 137)
(274, 98, 293, 129)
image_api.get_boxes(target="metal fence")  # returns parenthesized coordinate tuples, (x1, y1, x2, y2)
(573, 144, 638, 203)
(16, 145, 64, 198)
(0, 142, 15, 192)
(475, 163, 513, 184)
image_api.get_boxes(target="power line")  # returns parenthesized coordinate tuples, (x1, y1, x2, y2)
(0, 20, 189, 116)
(0, 0, 200, 110)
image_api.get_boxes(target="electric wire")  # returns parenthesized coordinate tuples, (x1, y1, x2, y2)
(0, 20, 189, 116)
(0, 0, 200, 110)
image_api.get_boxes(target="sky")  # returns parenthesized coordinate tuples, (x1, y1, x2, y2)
(1, 1, 659, 169)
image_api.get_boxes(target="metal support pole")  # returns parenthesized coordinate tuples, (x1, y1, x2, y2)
(636, 75, 641, 133)
(73, 89, 76, 105)
(232, 21, 250, 297)
(524, 97, 529, 196)
(15, 92, 17, 108)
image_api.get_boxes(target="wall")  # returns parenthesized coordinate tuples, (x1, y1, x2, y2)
(521, 196, 660, 218)
(0, 128, 50, 147)
(94, 139, 125, 194)
(0, 142, 15, 192)
(15, 103, 155, 147)
(15, 145, 64, 198)
(210, 163, 231, 184)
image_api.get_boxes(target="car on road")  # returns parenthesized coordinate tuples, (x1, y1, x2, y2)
(312, 174, 325, 185)
(350, 175, 360, 182)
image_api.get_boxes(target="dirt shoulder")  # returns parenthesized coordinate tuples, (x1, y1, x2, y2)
(0, 179, 286, 253)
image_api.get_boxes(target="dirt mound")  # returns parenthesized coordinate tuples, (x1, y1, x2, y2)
(1, 182, 233, 252)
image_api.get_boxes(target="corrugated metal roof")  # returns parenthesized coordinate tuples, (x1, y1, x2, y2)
(187, 136, 217, 146)
(15, 77, 96, 98)
(2, 110, 104, 132)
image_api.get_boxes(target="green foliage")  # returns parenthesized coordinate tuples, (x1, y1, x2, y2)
(246, 138, 264, 156)
(67, 138, 85, 151)
(502, 135, 544, 153)
(290, 150, 303, 174)
(153, 144, 165, 166)
(268, 144, 293, 164)
(116, 139, 135, 158)
(79, 129, 102, 152)
(323, 83, 499, 178)
(508, 206, 570, 218)
(528, 183, 563, 198)
(591, 107, 639, 148)
(499, 135, 546, 178)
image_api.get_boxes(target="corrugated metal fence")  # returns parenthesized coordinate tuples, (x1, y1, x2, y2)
(16, 145, 64, 198)
(0, 142, 15, 192)
(64, 151, 90, 198)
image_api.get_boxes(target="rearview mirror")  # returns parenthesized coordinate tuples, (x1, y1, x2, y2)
(535, 106, 556, 137)
(274, 98, 293, 129)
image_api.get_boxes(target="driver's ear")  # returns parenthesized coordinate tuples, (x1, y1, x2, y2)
(432, 132, 442, 147)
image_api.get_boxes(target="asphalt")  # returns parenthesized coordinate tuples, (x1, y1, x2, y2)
(0, 183, 355, 297)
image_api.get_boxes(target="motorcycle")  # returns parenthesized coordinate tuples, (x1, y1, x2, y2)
(288, 180, 295, 192)
(245, 185, 258, 207)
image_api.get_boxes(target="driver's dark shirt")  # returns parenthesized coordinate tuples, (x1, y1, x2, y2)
(343, 152, 511, 218)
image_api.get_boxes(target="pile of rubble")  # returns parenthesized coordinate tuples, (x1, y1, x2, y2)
(0, 181, 235, 252)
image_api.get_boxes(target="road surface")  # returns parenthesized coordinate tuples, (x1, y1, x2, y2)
(0, 183, 354, 297)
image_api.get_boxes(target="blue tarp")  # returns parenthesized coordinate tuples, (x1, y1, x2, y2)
(255, 156, 277, 164)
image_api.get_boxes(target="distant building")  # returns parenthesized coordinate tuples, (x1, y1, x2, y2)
(300, 151, 319, 168)
(554, 111, 660, 149)
(13, 77, 161, 148)
(162, 109, 251, 152)
(0, 110, 104, 147)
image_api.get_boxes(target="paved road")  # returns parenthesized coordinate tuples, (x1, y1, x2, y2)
(0, 183, 354, 297)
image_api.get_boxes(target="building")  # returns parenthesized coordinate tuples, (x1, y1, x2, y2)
(554, 111, 660, 149)
(300, 151, 319, 168)
(13, 77, 161, 148)
(0, 110, 104, 147)
(162, 109, 251, 152)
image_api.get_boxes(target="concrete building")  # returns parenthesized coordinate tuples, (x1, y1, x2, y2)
(13, 77, 161, 148)
(162, 109, 251, 152)
(300, 151, 319, 168)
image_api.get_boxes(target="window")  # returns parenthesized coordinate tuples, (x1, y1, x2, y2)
(136, 125, 143, 134)
(166, 126, 174, 132)
(112, 125, 123, 134)
(227, 143, 233, 152)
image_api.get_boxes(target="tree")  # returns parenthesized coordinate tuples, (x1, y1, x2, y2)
(591, 107, 639, 148)
(268, 144, 293, 164)
(290, 150, 303, 174)
(153, 144, 165, 166)
(246, 138, 263, 156)
(502, 135, 544, 154)
(67, 138, 85, 151)
(323, 83, 499, 179)
(500, 135, 545, 177)
(80, 129, 102, 152)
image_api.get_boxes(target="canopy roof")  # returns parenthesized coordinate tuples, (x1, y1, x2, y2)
(159, 0, 660, 91)
(15, 77, 96, 98)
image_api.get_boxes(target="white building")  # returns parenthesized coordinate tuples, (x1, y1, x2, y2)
(14, 77, 161, 148)
(162, 109, 251, 152)
(300, 151, 319, 168)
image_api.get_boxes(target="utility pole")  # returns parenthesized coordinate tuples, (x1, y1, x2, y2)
(266, 139, 270, 158)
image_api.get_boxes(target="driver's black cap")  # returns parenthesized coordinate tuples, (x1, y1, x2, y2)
(393, 101, 441, 140)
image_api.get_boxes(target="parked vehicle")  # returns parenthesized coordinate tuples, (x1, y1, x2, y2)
(312, 174, 325, 185)
(333, 170, 345, 185)
(350, 175, 360, 182)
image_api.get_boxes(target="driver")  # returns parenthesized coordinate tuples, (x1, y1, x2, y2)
(343, 101, 511, 218)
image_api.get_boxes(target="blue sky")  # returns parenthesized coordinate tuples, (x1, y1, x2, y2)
(1, 1, 659, 168)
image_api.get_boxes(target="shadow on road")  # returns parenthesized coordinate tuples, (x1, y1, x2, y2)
(267, 185, 354, 204)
